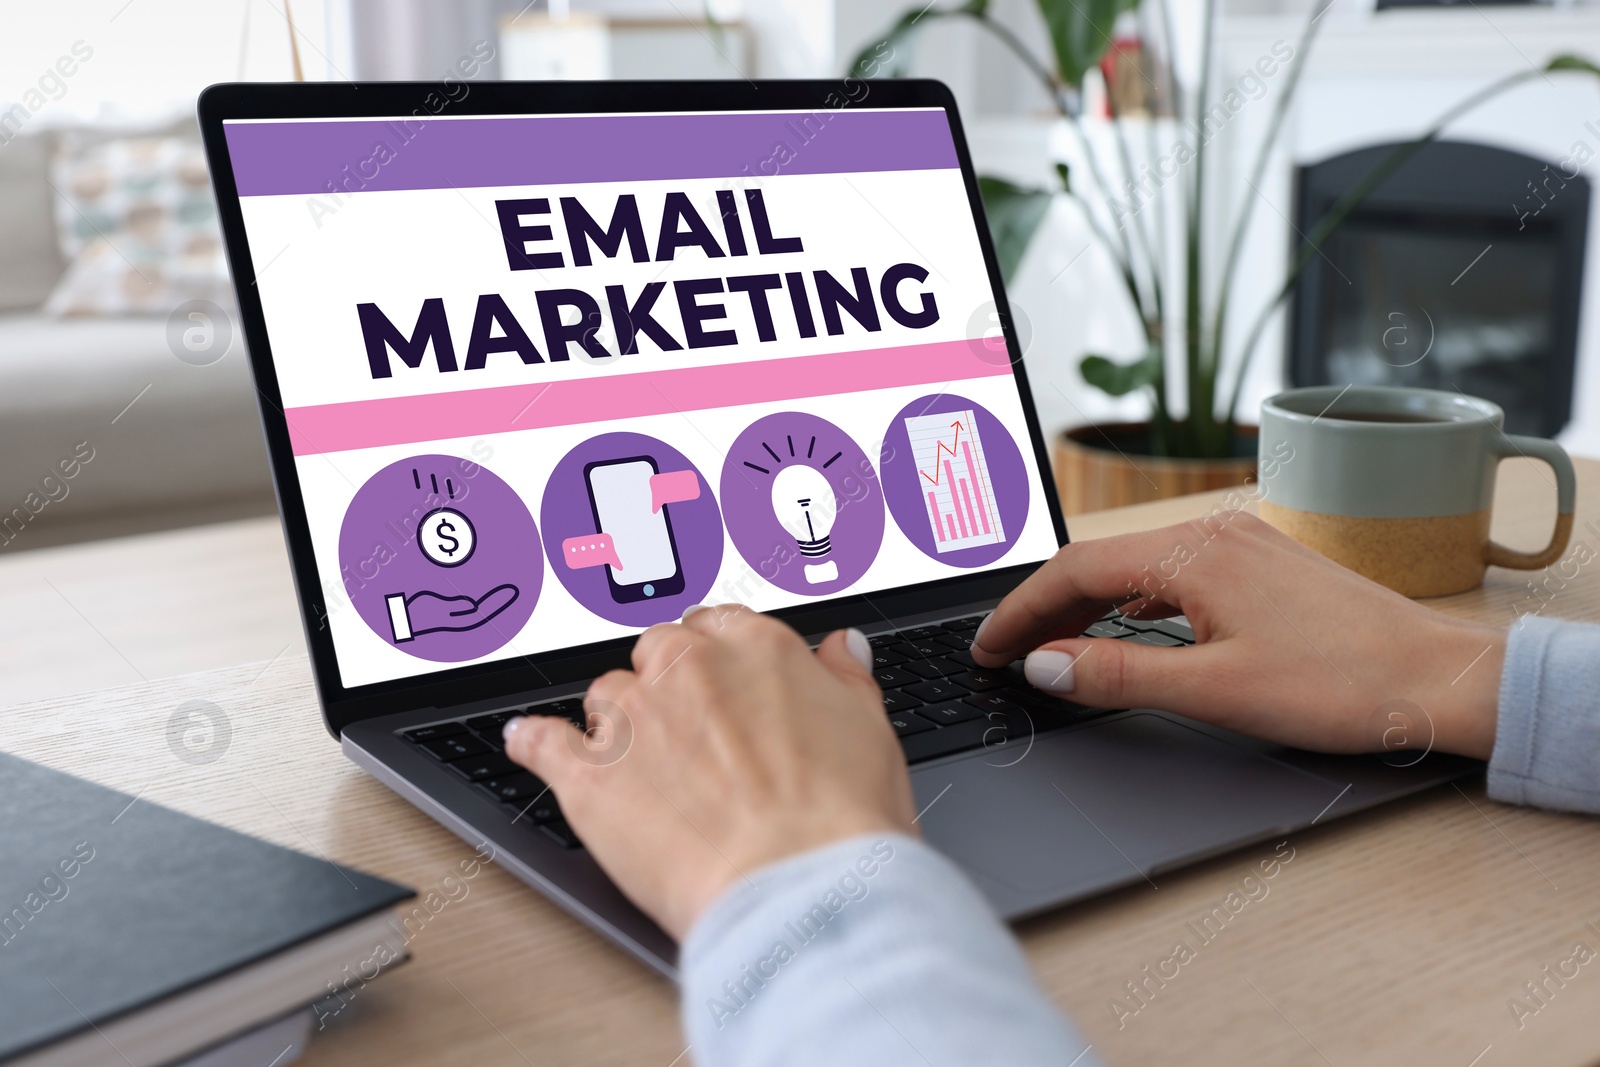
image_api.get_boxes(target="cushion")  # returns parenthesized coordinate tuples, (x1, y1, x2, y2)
(43, 125, 231, 317)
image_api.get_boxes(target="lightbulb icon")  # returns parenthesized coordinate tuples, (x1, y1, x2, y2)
(771, 463, 839, 585)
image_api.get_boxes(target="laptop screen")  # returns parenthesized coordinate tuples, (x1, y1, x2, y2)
(220, 107, 1057, 689)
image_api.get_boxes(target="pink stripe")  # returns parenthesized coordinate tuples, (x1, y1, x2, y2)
(927, 490, 944, 542)
(945, 514, 959, 540)
(959, 477, 979, 535)
(944, 460, 968, 537)
(284, 339, 1006, 456)
(961, 439, 993, 534)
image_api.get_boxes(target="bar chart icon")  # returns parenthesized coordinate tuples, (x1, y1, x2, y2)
(905, 410, 1006, 553)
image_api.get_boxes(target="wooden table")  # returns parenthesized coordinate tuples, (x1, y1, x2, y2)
(2, 457, 1598, 1067)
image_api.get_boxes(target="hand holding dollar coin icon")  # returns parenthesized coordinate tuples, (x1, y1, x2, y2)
(419, 507, 476, 567)
(339, 455, 543, 663)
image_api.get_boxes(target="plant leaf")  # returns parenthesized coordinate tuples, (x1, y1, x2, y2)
(845, 0, 989, 78)
(1034, 0, 1140, 88)
(1080, 348, 1161, 396)
(977, 176, 1053, 283)
(1547, 54, 1600, 77)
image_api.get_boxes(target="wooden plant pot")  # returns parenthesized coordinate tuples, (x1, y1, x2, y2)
(1052, 423, 1259, 517)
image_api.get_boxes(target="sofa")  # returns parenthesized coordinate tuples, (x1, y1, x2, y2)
(0, 123, 274, 551)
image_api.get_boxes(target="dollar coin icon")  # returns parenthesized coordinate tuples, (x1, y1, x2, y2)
(418, 507, 477, 567)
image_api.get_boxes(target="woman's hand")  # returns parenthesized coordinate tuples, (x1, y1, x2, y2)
(503, 606, 915, 941)
(972, 513, 1504, 760)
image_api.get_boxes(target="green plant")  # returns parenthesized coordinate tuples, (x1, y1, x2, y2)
(850, 1, 1599, 459)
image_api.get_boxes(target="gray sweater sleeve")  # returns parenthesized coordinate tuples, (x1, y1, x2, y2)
(679, 832, 1096, 1067)
(1489, 614, 1600, 813)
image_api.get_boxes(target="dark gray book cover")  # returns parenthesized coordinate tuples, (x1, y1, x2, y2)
(0, 752, 414, 1061)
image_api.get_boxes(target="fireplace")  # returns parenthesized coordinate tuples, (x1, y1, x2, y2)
(1286, 139, 1588, 437)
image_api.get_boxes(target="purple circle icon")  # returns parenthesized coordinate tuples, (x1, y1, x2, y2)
(881, 394, 1029, 568)
(339, 455, 542, 662)
(721, 413, 885, 597)
(541, 432, 722, 626)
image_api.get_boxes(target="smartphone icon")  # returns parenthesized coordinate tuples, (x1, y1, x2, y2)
(584, 456, 687, 603)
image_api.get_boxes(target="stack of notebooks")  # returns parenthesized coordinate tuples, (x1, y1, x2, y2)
(0, 752, 415, 1067)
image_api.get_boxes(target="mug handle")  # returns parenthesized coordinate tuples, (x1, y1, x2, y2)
(1484, 435, 1577, 570)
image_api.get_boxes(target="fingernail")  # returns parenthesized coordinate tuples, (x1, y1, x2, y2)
(973, 612, 994, 650)
(844, 628, 873, 672)
(681, 604, 708, 620)
(503, 716, 526, 742)
(1024, 650, 1076, 694)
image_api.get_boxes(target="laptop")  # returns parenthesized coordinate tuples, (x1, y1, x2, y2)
(197, 79, 1474, 978)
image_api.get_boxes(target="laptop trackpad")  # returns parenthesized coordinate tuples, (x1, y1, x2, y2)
(913, 712, 1344, 897)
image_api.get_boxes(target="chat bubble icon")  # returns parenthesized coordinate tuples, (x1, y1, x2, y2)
(561, 533, 622, 570)
(649, 469, 701, 513)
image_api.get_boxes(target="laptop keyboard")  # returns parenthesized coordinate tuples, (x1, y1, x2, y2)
(400, 700, 588, 848)
(865, 612, 1194, 762)
(397, 611, 1196, 851)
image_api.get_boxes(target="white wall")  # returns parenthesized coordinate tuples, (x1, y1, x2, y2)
(0, 0, 335, 123)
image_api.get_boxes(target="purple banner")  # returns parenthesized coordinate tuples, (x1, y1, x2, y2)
(223, 109, 959, 196)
